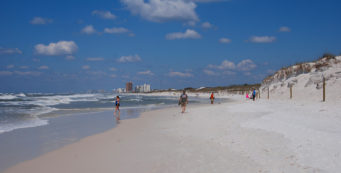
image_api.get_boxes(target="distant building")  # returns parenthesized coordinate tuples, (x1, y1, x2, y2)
(116, 88, 125, 93)
(135, 83, 151, 93)
(126, 82, 133, 93)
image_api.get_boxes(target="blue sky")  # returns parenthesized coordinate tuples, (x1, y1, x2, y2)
(1, 0, 341, 92)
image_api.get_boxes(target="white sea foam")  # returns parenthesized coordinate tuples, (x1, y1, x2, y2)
(0, 118, 48, 134)
(0, 94, 18, 100)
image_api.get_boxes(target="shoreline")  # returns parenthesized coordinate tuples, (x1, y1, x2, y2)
(0, 95, 226, 172)
(3, 96, 341, 172)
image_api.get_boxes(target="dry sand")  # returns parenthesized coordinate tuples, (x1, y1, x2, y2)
(4, 98, 340, 173)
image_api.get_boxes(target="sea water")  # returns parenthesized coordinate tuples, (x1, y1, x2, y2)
(0, 92, 213, 134)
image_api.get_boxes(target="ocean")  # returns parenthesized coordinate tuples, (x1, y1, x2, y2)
(0, 92, 213, 134)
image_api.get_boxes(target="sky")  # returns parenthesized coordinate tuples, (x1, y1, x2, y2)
(0, 0, 341, 93)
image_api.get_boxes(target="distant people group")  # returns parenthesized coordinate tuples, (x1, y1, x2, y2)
(246, 89, 257, 101)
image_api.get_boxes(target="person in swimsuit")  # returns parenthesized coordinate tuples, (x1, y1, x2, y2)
(179, 90, 188, 113)
(210, 92, 215, 104)
(114, 96, 120, 122)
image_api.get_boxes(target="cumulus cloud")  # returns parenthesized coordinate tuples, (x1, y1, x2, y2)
(208, 60, 235, 70)
(203, 69, 218, 76)
(168, 71, 193, 77)
(249, 36, 276, 43)
(104, 27, 130, 34)
(236, 59, 257, 71)
(82, 65, 90, 70)
(138, 70, 154, 76)
(121, 0, 199, 22)
(279, 26, 291, 32)
(81, 25, 96, 34)
(30, 17, 53, 25)
(219, 38, 231, 44)
(0, 47, 22, 55)
(35, 41, 78, 56)
(201, 22, 212, 28)
(166, 29, 201, 40)
(38, 65, 49, 70)
(92, 10, 116, 20)
(117, 54, 141, 63)
(86, 57, 104, 61)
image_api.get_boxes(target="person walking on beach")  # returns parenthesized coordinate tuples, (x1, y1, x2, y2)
(252, 89, 256, 101)
(179, 90, 188, 113)
(210, 92, 215, 104)
(114, 96, 120, 122)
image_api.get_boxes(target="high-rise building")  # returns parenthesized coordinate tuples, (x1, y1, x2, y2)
(126, 82, 133, 92)
(135, 83, 151, 93)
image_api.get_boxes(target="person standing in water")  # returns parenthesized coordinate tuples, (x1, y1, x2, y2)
(179, 90, 188, 113)
(210, 92, 215, 104)
(114, 96, 120, 122)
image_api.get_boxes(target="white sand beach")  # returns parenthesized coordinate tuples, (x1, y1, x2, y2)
(4, 95, 341, 173)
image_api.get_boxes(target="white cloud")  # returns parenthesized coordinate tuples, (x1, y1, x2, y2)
(249, 36, 276, 43)
(208, 60, 235, 70)
(81, 25, 96, 34)
(166, 29, 201, 40)
(38, 65, 49, 70)
(104, 27, 129, 34)
(201, 22, 212, 28)
(109, 67, 117, 71)
(35, 41, 78, 56)
(203, 69, 218, 76)
(219, 38, 231, 44)
(168, 71, 193, 77)
(86, 57, 104, 61)
(237, 59, 257, 71)
(0, 47, 22, 55)
(279, 26, 291, 32)
(14, 71, 41, 76)
(110, 74, 117, 78)
(6, 65, 14, 69)
(138, 70, 154, 76)
(30, 17, 53, 25)
(117, 54, 141, 63)
(0, 71, 12, 76)
(92, 10, 116, 20)
(82, 65, 90, 70)
(121, 0, 199, 22)
(65, 55, 75, 60)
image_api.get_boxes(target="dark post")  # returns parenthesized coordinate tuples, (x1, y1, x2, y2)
(323, 77, 326, 102)
(290, 86, 292, 99)
(267, 87, 269, 99)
